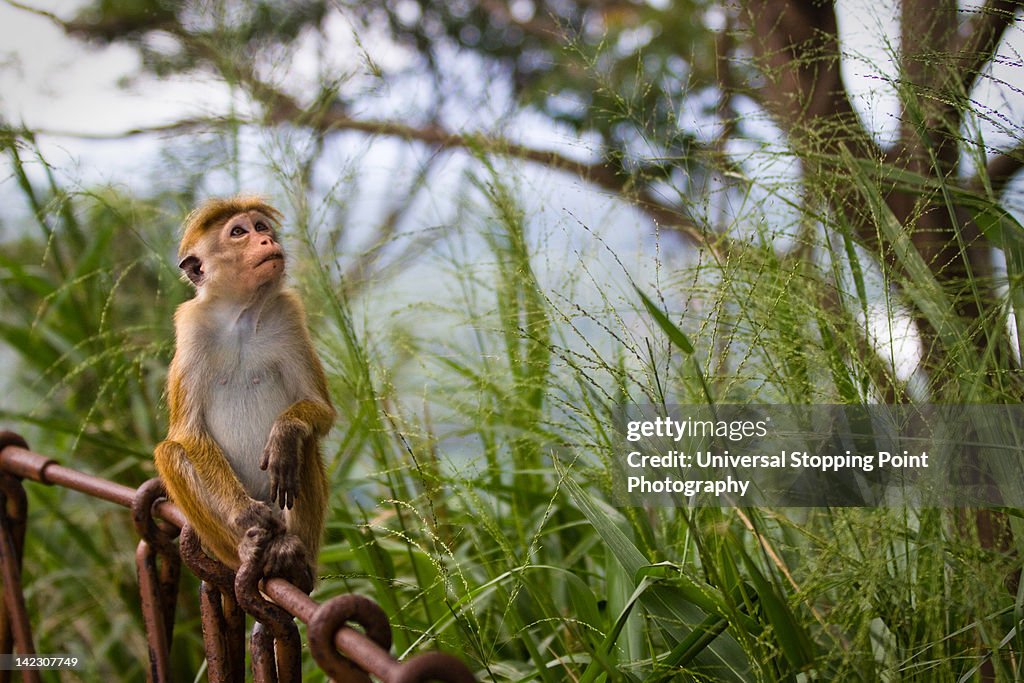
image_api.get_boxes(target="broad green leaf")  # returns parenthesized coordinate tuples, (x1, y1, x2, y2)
(636, 287, 694, 354)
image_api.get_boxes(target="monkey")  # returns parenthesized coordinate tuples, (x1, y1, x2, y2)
(154, 195, 334, 592)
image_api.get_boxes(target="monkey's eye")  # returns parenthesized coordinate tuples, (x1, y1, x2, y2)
(230, 226, 246, 237)
(255, 221, 270, 232)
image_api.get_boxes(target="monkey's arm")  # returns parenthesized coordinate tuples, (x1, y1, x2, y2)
(261, 399, 335, 509)
(260, 290, 336, 510)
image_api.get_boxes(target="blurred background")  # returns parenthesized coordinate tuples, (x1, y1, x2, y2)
(1, 0, 1024, 680)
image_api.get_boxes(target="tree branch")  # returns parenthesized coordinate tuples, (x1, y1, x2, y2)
(743, 0, 879, 158)
(22, 107, 714, 249)
(17, 118, 218, 139)
(207, 46, 714, 247)
(955, 0, 1020, 93)
(476, 0, 564, 40)
(982, 143, 1024, 196)
(315, 114, 716, 246)
(2, 0, 61, 25)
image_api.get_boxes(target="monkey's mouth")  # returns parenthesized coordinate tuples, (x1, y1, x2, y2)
(256, 253, 284, 267)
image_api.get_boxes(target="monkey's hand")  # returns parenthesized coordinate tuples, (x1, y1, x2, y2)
(260, 419, 306, 510)
(235, 503, 315, 593)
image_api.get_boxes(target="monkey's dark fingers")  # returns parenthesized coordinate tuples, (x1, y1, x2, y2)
(269, 465, 291, 510)
(270, 478, 284, 509)
(283, 470, 297, 509)
(276, 554, 314, 593)
(268, 481, 288, 511)
(269, 476, 293, 509)
(260, 535, 314, 593)
(268, 560, 313, 593)
(239, 525, 273, 566)
(293, 563, 314, 593)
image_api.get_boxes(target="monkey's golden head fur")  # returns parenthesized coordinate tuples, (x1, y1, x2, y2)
(179, 195, 283, 259)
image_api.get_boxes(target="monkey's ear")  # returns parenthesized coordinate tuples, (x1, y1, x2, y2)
(178, 255, 204, 286)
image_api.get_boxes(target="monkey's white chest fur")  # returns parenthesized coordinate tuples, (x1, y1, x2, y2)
(202, 310, 292, 502)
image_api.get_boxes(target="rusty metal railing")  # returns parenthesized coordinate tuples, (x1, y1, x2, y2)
(0, 431, 477, 683)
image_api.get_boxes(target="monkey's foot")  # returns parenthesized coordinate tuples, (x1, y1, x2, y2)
(237, 505, 315, 593)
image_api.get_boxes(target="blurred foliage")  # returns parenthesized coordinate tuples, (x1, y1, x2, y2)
(0, 132, 187, 462)
(64, 0, 728, 199)
(354, 0, 719, 176)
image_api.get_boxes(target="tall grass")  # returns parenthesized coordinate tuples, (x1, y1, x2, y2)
(0, 132, 207, 678)
(1, 90, 1023, 683)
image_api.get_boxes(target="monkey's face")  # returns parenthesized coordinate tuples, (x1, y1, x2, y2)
(179, 210, 285, 300)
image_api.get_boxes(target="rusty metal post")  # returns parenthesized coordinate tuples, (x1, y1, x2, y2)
(250, 622, 275, 683)
(132, 479, 182, 683)
(235, 556, 301, 683)
(179, 525, 245, 683)
(135, 541, 170, 680)
(0, 433, 39, 683)
(222, 591, 246, 678)
(199, 581, 247, 683)
(250, 620, 301, 683)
